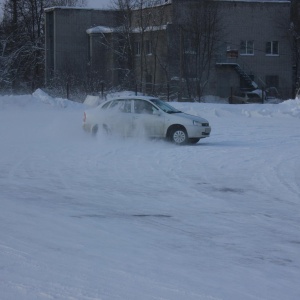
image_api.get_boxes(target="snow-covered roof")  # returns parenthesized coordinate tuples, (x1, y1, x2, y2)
(86, 26, 115, 34)
(44, 0, 290, 15)
(44, 0, 172, 13)
(87, 24, 169, 35)
(44, 6, 113, 13)
(132, 25, 168, 33)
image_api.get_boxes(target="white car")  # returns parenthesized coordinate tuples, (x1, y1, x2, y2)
(229, 91, 263, 104)
(82, 96, 211, 144)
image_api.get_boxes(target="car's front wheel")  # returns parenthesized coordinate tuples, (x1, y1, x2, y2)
(170, 127, 188, 145)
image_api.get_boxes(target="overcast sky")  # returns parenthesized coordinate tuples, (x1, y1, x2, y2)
(87, 0, 111, 8)
(0, 0, 111, 7)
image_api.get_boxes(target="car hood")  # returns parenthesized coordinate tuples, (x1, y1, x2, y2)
(173, 112, 209, 123)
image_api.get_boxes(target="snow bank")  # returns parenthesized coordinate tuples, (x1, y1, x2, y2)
(278, 98, 300, 118)
(173, 99, 300, 120)
(1, 89, 300, 119)
(32, 89, 83, 109)
(83, 95, 101, 107)
(0, 89, 82, 110)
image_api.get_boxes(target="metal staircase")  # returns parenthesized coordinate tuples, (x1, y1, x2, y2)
(216, 61, 259, 90)
(233, 64, 258, 90)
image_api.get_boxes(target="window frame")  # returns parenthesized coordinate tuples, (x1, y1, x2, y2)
(240, 40, 254, 56)
(107, 99, 132, 113)
(133, 99, 158, 115)
(145, 40, 153, 55)
(266, 41, 279, 56)
(135, 41, 141, 56)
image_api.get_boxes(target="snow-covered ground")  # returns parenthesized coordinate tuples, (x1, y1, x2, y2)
(1, 90, 300, 300)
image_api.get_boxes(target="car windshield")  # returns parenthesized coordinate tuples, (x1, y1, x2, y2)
(149, 99, 181, 114)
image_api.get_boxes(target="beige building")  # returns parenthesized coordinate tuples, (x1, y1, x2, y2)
(45, 0, 293, 100)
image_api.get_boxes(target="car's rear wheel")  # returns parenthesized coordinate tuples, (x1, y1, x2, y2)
(91, 124, 98, 135)
(170, 127, 188, 145)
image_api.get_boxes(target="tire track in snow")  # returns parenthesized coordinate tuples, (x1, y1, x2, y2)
(274, 154, 300, 202)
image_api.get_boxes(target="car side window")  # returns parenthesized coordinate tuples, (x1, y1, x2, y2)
(101, 101, 111, 109)
(134, 99, 157, 114)
(122, 100, 132, 113)
(109, 100, 131, 113)
(109, 100, 119, 109)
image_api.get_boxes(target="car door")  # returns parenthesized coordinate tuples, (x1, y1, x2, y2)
(105, 99, 133, 136)
(132, 99, 165, 137)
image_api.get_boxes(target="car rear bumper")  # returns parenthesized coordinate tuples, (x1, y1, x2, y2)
(82, 123, 92, 132)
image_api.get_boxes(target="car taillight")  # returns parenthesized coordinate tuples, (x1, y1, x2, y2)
(83, 112, 86, 122)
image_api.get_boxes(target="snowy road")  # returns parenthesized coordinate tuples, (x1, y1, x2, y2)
(0, 92, 300, 300)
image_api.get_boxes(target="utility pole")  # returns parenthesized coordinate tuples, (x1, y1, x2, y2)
(178, 26, 183, 101)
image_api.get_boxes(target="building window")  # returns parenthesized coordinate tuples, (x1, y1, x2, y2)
(135, 41, 141, 56)
(145, 40, 152, 55)
(266, 75, 279, 88)
(146, 74, 152, 92)
(135, 40, 152, 55)
(240, 40, 254, 55)
(266, 41, 279, 55)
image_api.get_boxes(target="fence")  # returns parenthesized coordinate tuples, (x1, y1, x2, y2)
(43, 80, 294, 104)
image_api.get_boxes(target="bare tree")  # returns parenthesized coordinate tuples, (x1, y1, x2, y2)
(134, 0, 170, 95)
(0, 0, 44, 92)
(109, 0, 136, 90)
(110, 0, 171, 94)
(178, 0, 223, 100)
(290, 0, 300, 94)
(0, 0, 87, 94)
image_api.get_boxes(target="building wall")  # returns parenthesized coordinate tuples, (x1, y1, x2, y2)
(88, 32, 120, 87)
(130, 3, 173, 94)
(212, 0, 292, 99)
(131, 2, 173, 28)
(45, 8, 120, 85)
(44, 1, 293, 99)
(132, 29, 169, 92)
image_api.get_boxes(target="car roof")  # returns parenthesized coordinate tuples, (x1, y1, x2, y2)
(99, 96, 159, 107)
(107, 96, 157, 101)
